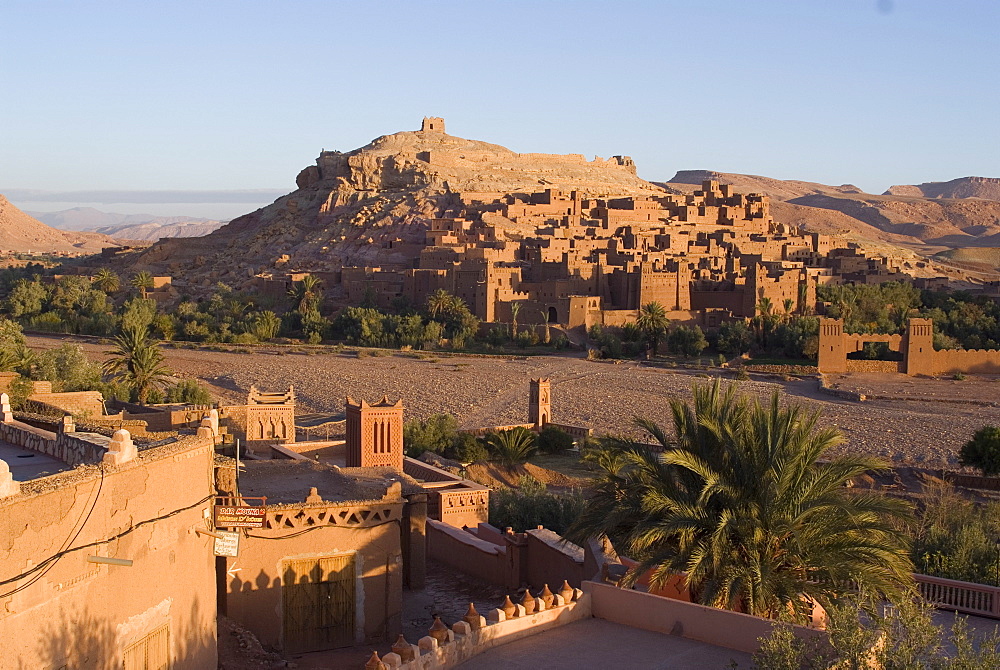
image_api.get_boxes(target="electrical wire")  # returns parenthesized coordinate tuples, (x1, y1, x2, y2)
(0, 491, 214, 597)
(0, 464, 106, 598)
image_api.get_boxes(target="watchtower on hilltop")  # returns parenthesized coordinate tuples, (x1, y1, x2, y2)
(421, 117, 445, 133)
(345, 395, 404, 470)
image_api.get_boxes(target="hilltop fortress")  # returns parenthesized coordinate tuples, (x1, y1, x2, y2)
(129, 118, 945, 327)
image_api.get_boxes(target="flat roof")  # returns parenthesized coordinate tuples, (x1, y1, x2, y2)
(237, 460, 421, 506)
(0, 440, 71, 481)
(455, 618, 752, 669)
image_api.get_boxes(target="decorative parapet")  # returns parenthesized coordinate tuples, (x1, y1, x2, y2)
(264, 500, 403, 531)
(365, 582, 590, 669)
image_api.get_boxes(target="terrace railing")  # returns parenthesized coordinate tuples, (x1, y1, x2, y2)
(915, 573, 1000, 619)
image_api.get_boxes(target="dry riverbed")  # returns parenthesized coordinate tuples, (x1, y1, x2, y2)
(26, 335, 1000, 469)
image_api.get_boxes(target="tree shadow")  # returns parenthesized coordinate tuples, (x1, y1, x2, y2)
(32, 595, 216, 670)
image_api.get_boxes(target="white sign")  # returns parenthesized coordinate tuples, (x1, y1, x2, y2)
(213, 530, 240, 557)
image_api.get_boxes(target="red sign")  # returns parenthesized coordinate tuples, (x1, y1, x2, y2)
(214, 505, 266, 528)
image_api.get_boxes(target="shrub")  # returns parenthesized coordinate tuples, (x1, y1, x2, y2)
(959, 425, 1000, 476)
(484, 427, 537, 467)
(537, 425, 574, 454)
(667, 325, 708, 357)
(913, 483, 1000, 586)
(403, 414, 458, 458)
(488, 476, 585, 534)
(447, 432, 488, 463)
(31, 344, 103, 392)
(164, 379, 214, 406)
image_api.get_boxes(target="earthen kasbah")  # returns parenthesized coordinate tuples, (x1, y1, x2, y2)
(128, 118, 946, 326)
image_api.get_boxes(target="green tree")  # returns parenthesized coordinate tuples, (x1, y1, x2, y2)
(636, 302, 669, 356)
(403, 414, 459, 457)
(509, 300, 522, 337)
(32, 344, 102, 392)
(92, 268, 120, 294)
(130, 271, 155, 299)
(666, 324, 708, 357)
(537, 425, 575, 454)
(425, 289, 455, 320)
(103, 325, 172, 404)
(0, 318, 33, 373)
(566, 380, 914, 620)
(5, 278, 47, 317)
(485, 427, 537, 467)
(288, 275, 323, 313)
(164, 379, 213, 405)
(959, 425, 1000, 476)
(251, 311, 282, 340)
(717, 320, 754, 357)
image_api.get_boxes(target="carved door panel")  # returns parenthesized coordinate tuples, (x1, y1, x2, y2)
(282, 554, 355, 653)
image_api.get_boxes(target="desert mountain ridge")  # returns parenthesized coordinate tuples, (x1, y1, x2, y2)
(0, 195, 119, 254)
(27, 206, 226, 240)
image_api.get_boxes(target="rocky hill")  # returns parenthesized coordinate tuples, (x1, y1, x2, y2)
(884, 176, 1000, 201)
(666, 170, 1000, 249)
(125, 120, 663, 286)
(29, 207, 225, 239)
(0, 195, 117, 254)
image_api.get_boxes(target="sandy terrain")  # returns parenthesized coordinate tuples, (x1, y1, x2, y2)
(26, 335, 1000, 469)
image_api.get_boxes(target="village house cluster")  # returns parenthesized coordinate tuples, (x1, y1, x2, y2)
(248, 118, 945, 331)
(0, 374, 602, 667)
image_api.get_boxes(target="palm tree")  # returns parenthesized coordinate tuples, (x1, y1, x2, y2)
(537, 309, 551, 344)
(484, 427, 537, 467)
(92, 269, 120, 294)
(782, 298, 795, 322)
(510, 301, 523, 337)
(636, 302, 669, 356)
(104, 325, 172, 404)
(130, 271, 154, 299)
(288, 275, 322, 313)
(425, 289, 454, 320)
(566, 380, 914, 620)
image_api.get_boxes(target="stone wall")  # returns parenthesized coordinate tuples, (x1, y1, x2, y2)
(27, 390, 105, 418)
(584, 580, 829, 656)
(845, 359, 903, 373)
(427, 521, 587, 591)
(0, 420, 111, 467)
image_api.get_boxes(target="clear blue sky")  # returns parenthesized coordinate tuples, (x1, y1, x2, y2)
(2, 0, 998, 217)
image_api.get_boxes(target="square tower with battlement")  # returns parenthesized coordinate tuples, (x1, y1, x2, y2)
(420, 117, 445, 133)
(529, 378, 551, 429)
(346, 395, 404, 470)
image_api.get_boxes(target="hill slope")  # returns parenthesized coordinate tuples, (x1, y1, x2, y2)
(0, 195, 117, 254)
(884, 177, 1000, 200)
(126, 121, 663, 284)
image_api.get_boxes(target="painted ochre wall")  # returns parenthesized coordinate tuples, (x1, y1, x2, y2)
(0, 435, 218, 669)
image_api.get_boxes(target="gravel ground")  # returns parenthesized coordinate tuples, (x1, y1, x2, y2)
(26, 335, 1000, 469)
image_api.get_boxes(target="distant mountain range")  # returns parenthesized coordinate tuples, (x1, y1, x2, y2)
(26, 207, 227, 241)
(0, 197, 117, 253)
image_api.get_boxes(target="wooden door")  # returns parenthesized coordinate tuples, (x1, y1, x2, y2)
(282, 554, 356, 653)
